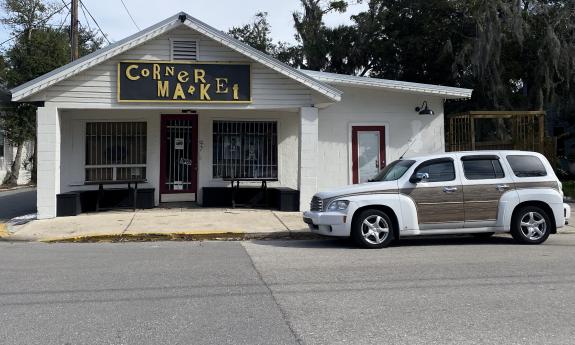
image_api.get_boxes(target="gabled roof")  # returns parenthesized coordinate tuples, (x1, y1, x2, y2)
(11, 12, 343, 102)
(301, 70, 473, 99)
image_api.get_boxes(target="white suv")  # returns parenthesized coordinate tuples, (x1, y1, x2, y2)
(303, 151, 571, 248)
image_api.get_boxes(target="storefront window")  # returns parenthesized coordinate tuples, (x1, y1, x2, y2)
(85, 122, 147, 182)
(213, 121, 278, 179)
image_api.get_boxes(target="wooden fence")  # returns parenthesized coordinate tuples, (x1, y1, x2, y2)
(447, 111, 557, 165)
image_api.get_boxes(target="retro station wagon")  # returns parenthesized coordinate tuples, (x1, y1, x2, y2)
(303, 151, 571, 248)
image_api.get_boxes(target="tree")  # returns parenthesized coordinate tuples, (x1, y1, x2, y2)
(229, 12, 276, 55)
(1, 0, 103, 186)
(292, 0, 349, 71)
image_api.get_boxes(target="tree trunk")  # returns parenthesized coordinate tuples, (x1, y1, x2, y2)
(2, 144, 23, 187)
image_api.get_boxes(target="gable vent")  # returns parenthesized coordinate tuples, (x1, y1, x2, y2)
(171, 40, 198, 61)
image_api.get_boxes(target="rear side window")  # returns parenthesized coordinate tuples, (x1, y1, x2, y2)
(462, 156, 505, 180)
(415, 159, 455, 182)
(506, 155, 547, 177)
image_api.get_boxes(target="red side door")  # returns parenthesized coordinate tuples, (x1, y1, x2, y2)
(352, 126, 386, 184)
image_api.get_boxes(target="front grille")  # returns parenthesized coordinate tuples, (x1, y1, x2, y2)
(310, 196, 323, 211)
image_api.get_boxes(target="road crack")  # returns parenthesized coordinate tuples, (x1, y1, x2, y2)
(242, 243, 304, 345)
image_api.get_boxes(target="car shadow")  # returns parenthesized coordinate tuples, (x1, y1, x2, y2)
(250, 234, 519, 249)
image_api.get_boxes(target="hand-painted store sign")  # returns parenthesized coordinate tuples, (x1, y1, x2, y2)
(117, 61, 251, 103)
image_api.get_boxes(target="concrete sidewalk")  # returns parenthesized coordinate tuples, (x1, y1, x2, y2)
(3, 208, 312, 242)
(3, 206, 573, 242)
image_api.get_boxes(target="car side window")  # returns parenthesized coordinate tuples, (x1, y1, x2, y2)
(506, 155, 547, 177)
(461, 155, 505, 180)
(414, 159, 456, 182)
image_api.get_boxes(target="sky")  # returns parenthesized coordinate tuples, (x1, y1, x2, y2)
(0, 0, 368, 48)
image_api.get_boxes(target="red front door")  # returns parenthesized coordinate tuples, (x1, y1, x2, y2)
(160, 114, 198, 202)
(352, 126, 386, 184)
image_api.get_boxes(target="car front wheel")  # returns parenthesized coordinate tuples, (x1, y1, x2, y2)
(351, 209, 395, 249)
(511, 206, 552, 244)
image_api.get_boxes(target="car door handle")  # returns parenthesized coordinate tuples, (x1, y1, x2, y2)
(496, 184, 510, 192)
(443, 186, 458, 193)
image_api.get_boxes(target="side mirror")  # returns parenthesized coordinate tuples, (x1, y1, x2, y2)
(410, 172, 429, 184)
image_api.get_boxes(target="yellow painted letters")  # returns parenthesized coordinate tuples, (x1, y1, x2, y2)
(215, 78, 228, 94)
(200, 84, 211, 100)
(177, 70, 190, 83)
(194, 69, 206, 83)
(165, 66, 174, 77)
(125, 64, 140, 80)
(157, 81, 169, 97)
(232, 84, 239, 100)
(173, 83, 186, 100)
(152, 64, 160, 80)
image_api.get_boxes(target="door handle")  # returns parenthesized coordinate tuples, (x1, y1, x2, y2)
(443, 186, 458, 193)
(375, 160, 379, 169)
(496, 184, 510, 192)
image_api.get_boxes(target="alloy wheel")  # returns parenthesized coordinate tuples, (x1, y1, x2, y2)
(519, 211, 547, 241)
(361, 215, 390, 245)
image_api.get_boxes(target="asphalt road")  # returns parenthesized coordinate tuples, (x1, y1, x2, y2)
(0, 187, 36, 221)
(1, 234, 575, 345)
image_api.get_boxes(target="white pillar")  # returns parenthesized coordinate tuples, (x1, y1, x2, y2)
(36, 104, 60, 219)
(298, 107, 319, 211)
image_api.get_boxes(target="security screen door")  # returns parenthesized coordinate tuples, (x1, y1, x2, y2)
(160, 114, 198, 202)
(352, 126, 386, 184)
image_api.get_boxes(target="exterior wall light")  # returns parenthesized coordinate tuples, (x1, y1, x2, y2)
(415, 101, 435, 115)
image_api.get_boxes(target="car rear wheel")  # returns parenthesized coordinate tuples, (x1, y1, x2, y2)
(351, 209, 395, 249)
(511, 206, 551, 244)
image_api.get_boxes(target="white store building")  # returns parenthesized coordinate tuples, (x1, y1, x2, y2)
(10, 12, 472, 219)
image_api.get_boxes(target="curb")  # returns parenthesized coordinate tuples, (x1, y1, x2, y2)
(36, 231, 321, 243)
(0, 223, 8, 238)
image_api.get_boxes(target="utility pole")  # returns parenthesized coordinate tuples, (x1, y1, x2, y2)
(70, 0, 79, 61)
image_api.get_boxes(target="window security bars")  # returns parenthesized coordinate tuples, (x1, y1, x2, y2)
(85, 122, 147, 182)
(213, 121, 278, 179)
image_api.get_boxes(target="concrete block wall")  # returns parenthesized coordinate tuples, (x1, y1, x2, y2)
(298, 107, 319, 211)
(36, 104, 60, 219)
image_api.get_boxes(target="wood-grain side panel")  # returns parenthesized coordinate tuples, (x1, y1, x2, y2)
(462, 184, 503, 221)
(400, 186, 464, 224)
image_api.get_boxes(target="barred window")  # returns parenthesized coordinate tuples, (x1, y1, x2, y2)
(85, 122, 147, 182)
(213, 121, 278, 179)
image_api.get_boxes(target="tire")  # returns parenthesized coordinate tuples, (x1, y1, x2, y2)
(471, 232, 495, 239)
(511, 206, 552, 245)
(351, 209, 395, 249)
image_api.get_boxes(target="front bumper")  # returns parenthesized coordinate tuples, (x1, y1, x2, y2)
(303, 211, 349, 237)
(564, 203, 571, 225)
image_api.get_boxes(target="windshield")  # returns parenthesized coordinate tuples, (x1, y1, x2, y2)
(370, 159, 415, 182)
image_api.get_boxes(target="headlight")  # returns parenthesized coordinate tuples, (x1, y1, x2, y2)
(328, 200, 350, 211)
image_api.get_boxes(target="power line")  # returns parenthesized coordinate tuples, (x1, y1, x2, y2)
(1, 2, 70, 47)
(79, 0, 111, 44)
(119, 0, 140, 31)
(39, 1, 71, 27)
(58, 6, 71, 31)
(79, 0, 92, 33)
(0, 36, 17, 47)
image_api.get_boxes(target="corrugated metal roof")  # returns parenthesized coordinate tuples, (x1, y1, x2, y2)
(10, 12, 342, 102)
(301, 70, 473, 99)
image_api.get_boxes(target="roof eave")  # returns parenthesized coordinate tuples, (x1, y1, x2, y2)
(10, 11, 343, 103)
(301, 70, 472, 100)
(180, 16, 342, 102)
(11, 13, 184, 102)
